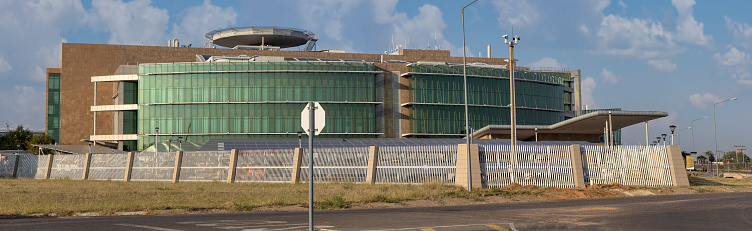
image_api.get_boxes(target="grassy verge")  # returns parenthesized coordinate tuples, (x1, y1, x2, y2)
(1, 176, 750, 216)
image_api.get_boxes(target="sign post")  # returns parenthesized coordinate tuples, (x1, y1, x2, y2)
(301, 102, 325, 231)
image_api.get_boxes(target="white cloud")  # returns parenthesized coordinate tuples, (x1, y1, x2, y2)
(0, 56, 11, 72)
(526, 57, 567, 69)
(171, 0, 237, 47)
(618, 0, 627, 8)
(647, 59, 677, 72)
(88, 0, 169, 45)
(689, 93, 720, 109)
(0, 85, 45, 129)
(371, 2, 462, 55)
(725, 16, 752, 47)
(581, 77, 597, 109)
(600, 68, 620, 84)
(492, 0, 539, 29)
(595, 15, 681, 59)
(713, 46, 751, 85)
(671, 0, 712, 46)
(295, 0, 361, 52)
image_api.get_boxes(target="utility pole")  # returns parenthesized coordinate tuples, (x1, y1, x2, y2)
(734, 145, 746, 168)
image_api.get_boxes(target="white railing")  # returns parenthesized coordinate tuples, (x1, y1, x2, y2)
(236, 149, 294, 183)
(480, 145, 575, 188)
(377, 145, 457, 184)
(300, 147, 369, 183)
(581, 145, 673, 187)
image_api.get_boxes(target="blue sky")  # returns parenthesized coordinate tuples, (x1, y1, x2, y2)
(0, 0, 750, 154)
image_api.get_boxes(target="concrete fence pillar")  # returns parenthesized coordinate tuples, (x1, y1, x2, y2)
(666, 145, 690, 186)
(12, 155, 21, 178)
(82, 153, 93, 180)
(124, 152, 134, 182)
(456, 144, 481, 190)
(44, 154, 54, 179)
(568, 144, 586, 187)
(366, 146, 379, 184)
(172, 151, 183, 183)
(227, 149, 239, 183)
(291, 148, 303, 183)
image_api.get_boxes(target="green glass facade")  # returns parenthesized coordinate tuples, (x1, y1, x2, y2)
(134, 61, 379, 150)
(406, 64, 566, 137)
(46, 72, 60, 142)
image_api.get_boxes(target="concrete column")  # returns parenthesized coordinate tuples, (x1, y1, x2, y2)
(227, 149, 239, 183)
(172, 151, 183, 183)
(44, 154, 54, 179)
(12, 155, 21, 178)
(82, 153, 93, 180)
(568, 144, 586, 187)
(291, 148, 303, 183)
(456, 144, 481, 189)
(666, 145, 690, 186)
(366, 146, 379, 184)
(124, 152, 134, 182)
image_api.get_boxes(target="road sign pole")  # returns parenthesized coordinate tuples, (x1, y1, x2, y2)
(308, 102, 314, 231)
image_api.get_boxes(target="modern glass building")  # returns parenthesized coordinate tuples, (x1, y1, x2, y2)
(45, 69, 61, 142)
(402, 63, 571, 137)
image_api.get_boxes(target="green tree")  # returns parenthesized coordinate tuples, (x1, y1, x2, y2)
(704, 151, 714, 159)
(722, 151, 750, 163)
(26, 134, 55, 152)
(696, 155, 708, 163)
(0, 125, 34, 150)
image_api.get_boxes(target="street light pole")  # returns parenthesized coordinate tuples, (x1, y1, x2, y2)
(461, 0, 477, 192)
(155, 127, 159, 153)
(504, 34, 520, 149)
(178, 136, 183, 151)
(669, 125, 676, 145)
(713, 97, 737, 162)
(691, 116, 708, 153)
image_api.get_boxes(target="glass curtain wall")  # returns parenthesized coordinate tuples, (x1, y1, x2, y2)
(136, 61, 378, 150)
(406, 64, 566, 136)
(46, 72, 60, 142)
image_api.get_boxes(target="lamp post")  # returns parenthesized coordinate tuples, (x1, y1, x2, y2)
(714, 97, 737, 161)
(504, 34, 520, 149)
(461, 0, 477, 192)
(155, 127, 159, 152)
(80, 139, 93, 154)
(297, 131, 303, 149)
(676, 127, 690, 146)
(669, 125, 676, 145)
(691, 116, 708, 153)
(535, 127, 538, 142)
(661, 134, 667, 146)
(178, 136, 183, 151)
(656, 137, 661, 146)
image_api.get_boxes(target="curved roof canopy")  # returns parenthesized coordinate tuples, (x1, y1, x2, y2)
(206, 27, 315, 48)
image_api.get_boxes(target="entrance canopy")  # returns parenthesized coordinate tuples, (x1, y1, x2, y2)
(473, 110, 668, 141)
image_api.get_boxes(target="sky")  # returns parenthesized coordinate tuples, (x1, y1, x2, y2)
(0, 0, 750, 155)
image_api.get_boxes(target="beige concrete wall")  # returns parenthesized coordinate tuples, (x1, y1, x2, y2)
(666, 145, 690, 186)
(456, 144, 481, 189)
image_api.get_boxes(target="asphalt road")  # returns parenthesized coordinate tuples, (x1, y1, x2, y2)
(2, 192, 752, 231)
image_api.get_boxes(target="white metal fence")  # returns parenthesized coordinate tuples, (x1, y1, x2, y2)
(581, 145, 673, 187)
(300, 147, 369, 183)
(1, 144, 679, 188)
(236, 149, 294, 183)
(480, 145, 576, 188)
(376, 145, 456, 184)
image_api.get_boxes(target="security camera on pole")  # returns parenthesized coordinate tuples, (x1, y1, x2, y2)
(301, 102, 325, 231)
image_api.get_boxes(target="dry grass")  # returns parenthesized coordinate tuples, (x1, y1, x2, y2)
(3, 176, 751, 216)
(0, 179, 475, 216)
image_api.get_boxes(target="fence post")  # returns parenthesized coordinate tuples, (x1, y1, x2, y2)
(82, 153, 92, 180)
(173, 151, 183, 183)
(456, 144, 481, 190)
(227, 149, 238, 183)
(44, 153, 54, 179)
(291, 148, 303, 183)
(124, 152, 134, 182)
(12, 155, 21, 178)
(666, 145, 690, 186)
(569, 144, 586, 187)
(366, 146, 379, 184)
